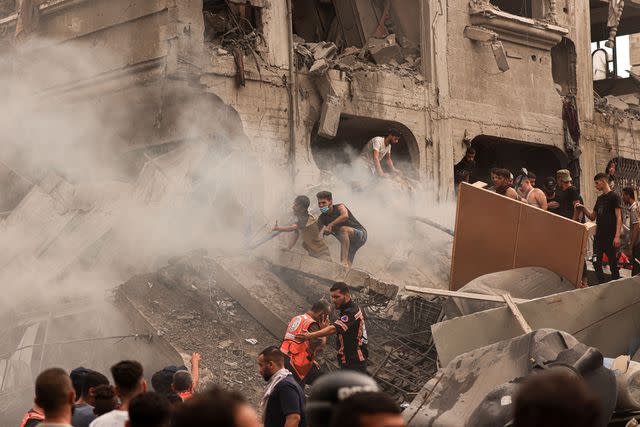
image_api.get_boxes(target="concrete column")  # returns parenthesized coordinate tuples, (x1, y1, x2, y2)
(630, 33, 640, 74)
(573, 0, 594, 121)
(261, 1, 289, 68)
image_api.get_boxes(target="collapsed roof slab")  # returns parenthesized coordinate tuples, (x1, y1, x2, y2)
(432, 275, 640, 366)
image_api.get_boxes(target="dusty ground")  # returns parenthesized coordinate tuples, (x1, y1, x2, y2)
(119, 259, 277, 407)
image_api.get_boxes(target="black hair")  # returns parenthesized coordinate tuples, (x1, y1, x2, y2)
(81, 371, 109, 398)
(329, 391, 401, 427)
(387, 129, 402, 137)
(151, 370, 172, 395)
(111, 360, 144, 395)
(259, 346, 285, 365)
(316, 191, 333, 201)
(294, 195, 311, 211)
(527, 171, 536, 180)
(170, 386, 247, 427)
(93, 384, 118, 416)
(172, 371, 192, 393)
(513, 371, 601, 427)
(594, 172, 608, 182)
(330, 281, 350, 294)
(35, 368, 73, 414)
(466, 147, 476, 155)
(623, 187, 636, 199)
(494, 168, 511, 179)
(70, 367, 90, 400)
(311, 300, 331, 313)
(129, 392, 171, 427)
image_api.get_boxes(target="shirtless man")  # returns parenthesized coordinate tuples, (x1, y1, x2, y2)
(516, 174, 547, 209)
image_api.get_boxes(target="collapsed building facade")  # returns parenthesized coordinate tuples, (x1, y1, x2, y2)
(0, 0, 640, 424)
(0, 0, 637, 208)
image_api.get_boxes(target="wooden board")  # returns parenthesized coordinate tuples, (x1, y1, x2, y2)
(450, 183, 591, 290)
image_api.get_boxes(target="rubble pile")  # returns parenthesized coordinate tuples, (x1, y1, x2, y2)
(596, 92, 640, 120)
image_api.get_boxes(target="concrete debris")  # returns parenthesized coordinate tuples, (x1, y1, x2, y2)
(618, 93, 640, 106)
(366, 34, 404, 65)
(309, 58, 330, 75)
(605, 94, 630, 111)
(312, 41, 338, 61)
(318, 94, 342, 138)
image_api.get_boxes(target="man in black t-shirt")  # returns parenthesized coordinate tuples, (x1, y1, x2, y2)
(578, 173, 622, 284)
(316, 191, 367, 268)
(296, 282, 369, 374)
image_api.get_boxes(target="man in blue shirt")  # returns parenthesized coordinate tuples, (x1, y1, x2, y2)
(258, 346, 306, 427)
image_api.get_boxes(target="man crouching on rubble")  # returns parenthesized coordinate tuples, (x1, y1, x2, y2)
(273, 195, 331, 260)
(316, 191, 367, 268)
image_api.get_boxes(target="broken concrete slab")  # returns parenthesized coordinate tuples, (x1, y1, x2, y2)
(618, 93, 640, 106)
(311, 41, 338, 61)
(367, 34, 404, 65)
(309, 58, 329, 75)
(432, 275, 640, 366)
(463, 25, 498, 42)
(605, 95, 630, 111)
(318, 95, 342, 139)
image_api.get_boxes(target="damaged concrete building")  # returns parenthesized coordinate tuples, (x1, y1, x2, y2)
(0, 0, 637, 204)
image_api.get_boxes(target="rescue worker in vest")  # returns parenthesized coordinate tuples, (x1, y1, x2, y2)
(281, 300, 332, 386)
(296, 282, 368, 374)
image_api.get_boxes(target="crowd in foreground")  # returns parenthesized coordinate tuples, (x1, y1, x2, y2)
(19, 356, 611, 427)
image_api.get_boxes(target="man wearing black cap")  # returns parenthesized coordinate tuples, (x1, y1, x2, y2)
(359, 130, 401, 179)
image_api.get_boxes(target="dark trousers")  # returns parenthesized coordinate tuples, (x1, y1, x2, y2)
(593, 236, 620, 284)
(633, 243, 640, 276)
(340, 361, 368, 375)
(284, 356, 323, 386)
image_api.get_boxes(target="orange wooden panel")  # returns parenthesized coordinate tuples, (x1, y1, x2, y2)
(450, 183, 588, 291)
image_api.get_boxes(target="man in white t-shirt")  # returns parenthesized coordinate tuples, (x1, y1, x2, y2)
(90, 361, 147, 427)
(359, 129, 401, 178)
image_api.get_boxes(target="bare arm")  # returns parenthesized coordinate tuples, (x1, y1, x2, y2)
(536, 189, 548, 211)
(579, 204, 596, 221)
(505, 187, 519, 200)
(190, 352, 200, 391)
(571, 200, 581, 222)
(284, 414, 301, 427)
(372, 150, 387, 177)
(273, 223, 298, 232)
(287, 231, 300, 250)
(386, 152, 398, 174)
(328, 205, 349, 228)
(295, 325, 337, 341)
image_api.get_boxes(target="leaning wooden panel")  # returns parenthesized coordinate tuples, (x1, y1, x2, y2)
(450, 183, 589, 291)
(450, 183, 520, 290)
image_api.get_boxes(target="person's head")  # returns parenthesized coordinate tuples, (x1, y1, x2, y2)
(317, 191, 333, 214)
(330, 282, 351, 309)
(70, 367, 91, 402)
(151, 370, 172, 395)
(492, 168, 511, 189)
(172, 371, 192, 394)
(556, 169, 572, 189)
(623, 187, 636, 205)
(384, 129, 401, 145)
(329, 392, 404, 427)
(35, 368, 75, 423)
(171, 387, 260, 427)
(93, 384, 118, 416)
(126, 392, 171, 427)
(309, 300, 332, 323)
(465, 147, 476, 162)
(258, 346, 285, 381)
(513, 371, 601, 427)
(515, 175, 532, 193)
(111, 360, 146, 401)
(543, 176, 557, 196)
(81, 371, 110, 405)
(594, 173, 610, 193)
(527, 171, 536, 187)
(607, 159, 616, 176)
(293, 195, 311, 216)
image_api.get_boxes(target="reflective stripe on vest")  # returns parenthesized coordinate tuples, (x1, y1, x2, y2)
(280, 313, 317, 379)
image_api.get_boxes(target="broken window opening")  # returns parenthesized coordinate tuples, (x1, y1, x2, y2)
(489, 0, 533, 19)
(551, 38, 577, 96)
(292, 0, 422, 71)
(203, 0, 263, 49)
(311, 115, 419, 179)
(469, 136, 566, 188)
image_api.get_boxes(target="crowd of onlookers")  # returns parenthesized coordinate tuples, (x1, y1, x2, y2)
(20, 355, 610, 427)
(456, 147, 639, 286)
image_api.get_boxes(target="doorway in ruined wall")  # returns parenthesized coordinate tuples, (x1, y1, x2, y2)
(311, 115, 419, 179)
(470, 136, 567, 187)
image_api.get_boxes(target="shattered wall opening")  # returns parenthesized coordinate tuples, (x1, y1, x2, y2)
(489, 0, 534, 18)
(551, 38, 577, 96)
(292, 0, 337, 44)
(311, 115, 419, 178)
(471, 136, 566, 183)
(203, 0, 262, 46)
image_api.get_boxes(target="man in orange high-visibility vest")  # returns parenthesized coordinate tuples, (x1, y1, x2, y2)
(280, 300, 331, 386)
